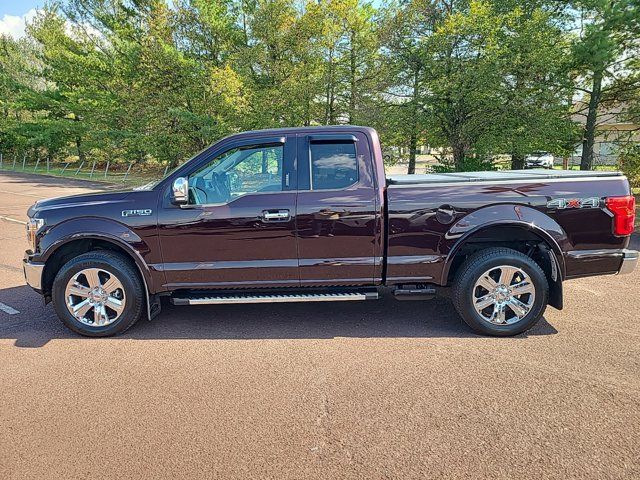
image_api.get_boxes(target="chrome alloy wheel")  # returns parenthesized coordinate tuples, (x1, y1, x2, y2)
(472, 265, 535, 325)
(65, 268, 126, 327)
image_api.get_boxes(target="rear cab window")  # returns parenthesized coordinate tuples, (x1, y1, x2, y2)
(310, 142, 358, 190)
(297, 134, 361, 191)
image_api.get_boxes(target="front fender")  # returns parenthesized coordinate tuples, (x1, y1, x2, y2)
(441, 204, 570, 284)
(37, 217, 155, 291)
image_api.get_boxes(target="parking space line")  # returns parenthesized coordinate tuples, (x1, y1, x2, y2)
(0, 302, 20, 315)
(0, 189, 42, 198)
(0, 215, 27, 225)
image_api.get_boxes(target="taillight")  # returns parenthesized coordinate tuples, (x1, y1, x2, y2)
(605, 195, 636, 236)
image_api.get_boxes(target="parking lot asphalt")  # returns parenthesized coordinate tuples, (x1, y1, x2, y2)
(0, 171, 638, 479)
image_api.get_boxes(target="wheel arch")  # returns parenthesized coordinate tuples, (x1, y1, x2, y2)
(41, 235, 152, 319)
(443, 221, 564, 310)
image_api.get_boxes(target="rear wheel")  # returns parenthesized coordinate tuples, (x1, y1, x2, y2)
(452, 247, 549, 336)
(52, 251, 144, 337)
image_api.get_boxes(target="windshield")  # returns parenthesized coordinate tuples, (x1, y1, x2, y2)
(135, 141, 220, 190)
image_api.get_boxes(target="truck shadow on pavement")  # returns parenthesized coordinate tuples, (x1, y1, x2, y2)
(0, 286, 557, 348)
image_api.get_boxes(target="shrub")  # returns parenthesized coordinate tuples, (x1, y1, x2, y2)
(432, 154, 496, 173)
(618, 144, 640, 188)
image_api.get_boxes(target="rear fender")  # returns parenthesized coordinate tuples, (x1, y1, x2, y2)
(441, 204, 569, 287)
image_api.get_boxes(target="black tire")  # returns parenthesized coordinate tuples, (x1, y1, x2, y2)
(52, 251, 145, 337)
(452, 247, 549, 336)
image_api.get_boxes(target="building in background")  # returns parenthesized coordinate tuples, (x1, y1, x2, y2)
(570, 102, 640, 167)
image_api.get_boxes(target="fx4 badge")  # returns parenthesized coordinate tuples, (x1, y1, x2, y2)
(122, 209, 153, 217)
(547, 197, 600, 209)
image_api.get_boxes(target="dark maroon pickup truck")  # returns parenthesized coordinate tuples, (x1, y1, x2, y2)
(23, 126, 637, 337)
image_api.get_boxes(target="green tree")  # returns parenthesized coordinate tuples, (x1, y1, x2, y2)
(487, 0, 576, 169)
(376, 0, 435, 173)
(1, 0, 630, 178)
(0, 35, 41, 157)
(378, 0, 574, 172)
(570, 0, 640, 170)
(318, 0, 379, 125)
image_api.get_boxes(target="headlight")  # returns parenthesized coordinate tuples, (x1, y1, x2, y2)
(26, 218, 45, 250)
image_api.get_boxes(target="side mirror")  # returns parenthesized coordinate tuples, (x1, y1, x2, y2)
(172, 177, 189, 205)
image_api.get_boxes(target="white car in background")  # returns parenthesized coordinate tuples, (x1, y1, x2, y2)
(525, 151, 554, 169)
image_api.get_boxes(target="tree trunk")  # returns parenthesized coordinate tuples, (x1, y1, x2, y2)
(408, 132, 417, 174)
(304, 94, 311, 127)
(325, 48, 336, 125)
(453, 143, 466, 171)
(511, 152, 525, 170)
(348, 29, 357, 124)
(407, 64, 420, 174)
(580, 69, 603, 171)
(76, 137, 86, 164)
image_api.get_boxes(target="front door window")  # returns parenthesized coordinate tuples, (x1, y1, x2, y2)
(189, 144, 284, 205)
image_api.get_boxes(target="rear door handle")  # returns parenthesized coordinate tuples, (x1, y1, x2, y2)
(261, 209, 290, 222)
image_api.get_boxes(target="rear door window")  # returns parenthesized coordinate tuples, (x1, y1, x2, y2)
(310, 141, 358, 190)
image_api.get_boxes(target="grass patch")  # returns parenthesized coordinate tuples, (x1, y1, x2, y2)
(0, 161, 164, 187)
(553, 164, 618, 171)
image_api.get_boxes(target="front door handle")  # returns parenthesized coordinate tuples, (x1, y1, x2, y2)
(261, 209, 290, 222)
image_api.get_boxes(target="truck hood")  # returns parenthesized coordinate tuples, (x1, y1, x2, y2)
(28, 190, 133, 217)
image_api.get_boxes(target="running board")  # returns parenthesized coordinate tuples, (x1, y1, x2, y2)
(171, 291, 379, 306)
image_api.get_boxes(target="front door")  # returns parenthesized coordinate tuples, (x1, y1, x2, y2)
(157, 135, 299, 289)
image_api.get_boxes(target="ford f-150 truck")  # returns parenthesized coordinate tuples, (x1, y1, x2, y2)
(23, 126, 637, 337)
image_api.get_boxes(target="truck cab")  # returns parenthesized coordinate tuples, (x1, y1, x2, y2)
(158, 127, 384, 289)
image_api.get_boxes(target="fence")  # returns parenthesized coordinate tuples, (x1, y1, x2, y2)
(0, 153, 170, 186)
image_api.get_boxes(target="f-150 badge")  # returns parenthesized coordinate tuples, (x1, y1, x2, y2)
(122, 209, 153, 217)
(547, 197, 600, 209)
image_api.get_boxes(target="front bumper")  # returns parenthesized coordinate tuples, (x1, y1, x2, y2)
(618, 249, 638, 275)
(23, 254, 45, 292)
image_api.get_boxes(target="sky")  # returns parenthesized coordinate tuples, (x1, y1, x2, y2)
(0, 1, 176, 38)
(1, 0, 379, 39)
(0, 0, 43, 38)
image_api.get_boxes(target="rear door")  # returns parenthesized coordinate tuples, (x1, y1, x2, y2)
(294, 131, 380, 286)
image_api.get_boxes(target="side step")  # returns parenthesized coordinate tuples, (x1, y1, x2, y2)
(393, 284, 436, 300)
(171, 290, 379, 306)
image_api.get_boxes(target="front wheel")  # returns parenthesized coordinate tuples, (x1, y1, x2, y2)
(452, 247, 549, 336)
(52, 251, 145, 337)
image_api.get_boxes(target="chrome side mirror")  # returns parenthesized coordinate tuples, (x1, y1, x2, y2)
(172, 177, 189, 205)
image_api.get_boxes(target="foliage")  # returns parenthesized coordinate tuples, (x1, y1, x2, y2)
(0, 0, 638, 175)
(570, 0, 640, 170)
(432, 155, 496, 173)
(619, 144, 640, 188)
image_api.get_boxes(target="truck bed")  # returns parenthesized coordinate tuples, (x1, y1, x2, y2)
(387, 169, 624, 185)
(385, 166, 632, 284)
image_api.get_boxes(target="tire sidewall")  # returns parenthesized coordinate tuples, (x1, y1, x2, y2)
(457, 252, 548, 336)
(53, 254, 143, 337)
